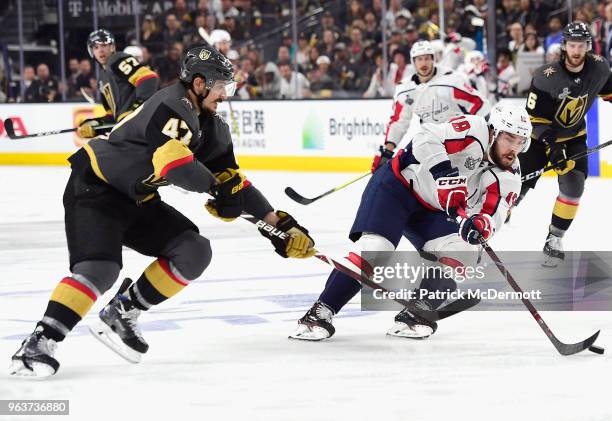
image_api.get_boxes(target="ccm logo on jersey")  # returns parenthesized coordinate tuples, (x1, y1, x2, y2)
(438, 176, 467, 186)
(255, 221, 289, 240)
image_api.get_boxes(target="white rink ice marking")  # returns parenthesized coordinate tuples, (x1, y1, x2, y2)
(1, 166, 611, 421)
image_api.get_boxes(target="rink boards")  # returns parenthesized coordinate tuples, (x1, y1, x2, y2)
(1, 98, 611, 175)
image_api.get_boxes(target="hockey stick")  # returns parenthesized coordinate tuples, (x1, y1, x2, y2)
(241, 213, 480, 322)
(521, 139, 612, 182)
(80, 87, 96, 105)
(3, 118, 114, 140)
(479, 239, 600, 355)
(285, 172, 371, 205)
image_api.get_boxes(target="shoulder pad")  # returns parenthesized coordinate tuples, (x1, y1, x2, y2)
(107, 51, 130, 67)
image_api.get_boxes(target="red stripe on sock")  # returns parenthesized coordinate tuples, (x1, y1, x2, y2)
(158, 258, 189, 286)
(60, 277, 97, 301)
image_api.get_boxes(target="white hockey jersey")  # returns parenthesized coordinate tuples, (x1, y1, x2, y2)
(385, 66, 491, 146)
(391, 114, 521, 233)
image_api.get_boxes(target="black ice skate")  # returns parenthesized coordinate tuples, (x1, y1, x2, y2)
(89, 278, 148, 363)
(9, 326, 59, 378)
(289, 300, 336, 341)
(543, 233, 565, 268)
(387, 301, 438, 339)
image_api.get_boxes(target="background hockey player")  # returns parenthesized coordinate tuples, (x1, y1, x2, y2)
(290, 104, 531, 341)
(76, 29, 160, 140)
(517, 22, 612, 266)
(372, 40, 491, 173)
(10, 45, 315, 378)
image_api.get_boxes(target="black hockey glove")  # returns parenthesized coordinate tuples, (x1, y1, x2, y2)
(206, 168, 246, 221)
(545, 143, 575, 176)
(259, 211, 316, 258)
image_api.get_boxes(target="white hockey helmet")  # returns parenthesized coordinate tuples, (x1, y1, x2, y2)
(410, 40, 435, 65)
(124, 45, 143, 62)
(464, 50, 484, 73)
(210, 29, 232, 46)
(488, 103, 532, 153)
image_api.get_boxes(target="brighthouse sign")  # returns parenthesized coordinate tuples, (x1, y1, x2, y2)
(0, 99, 610, 175)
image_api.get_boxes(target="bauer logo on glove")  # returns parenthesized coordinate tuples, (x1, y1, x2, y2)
(258, 211, 316, 259)
(206, 168, 246, 221)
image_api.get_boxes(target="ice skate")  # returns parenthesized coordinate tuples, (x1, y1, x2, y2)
(543, 233, 565, 267)
(289, 300, 336, 341)
(89, 278, 148, 363)
(9, 326, 59, 378)
(387, 302, 438, 339)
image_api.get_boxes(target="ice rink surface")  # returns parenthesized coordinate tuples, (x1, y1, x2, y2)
(0, 166, 610, 421)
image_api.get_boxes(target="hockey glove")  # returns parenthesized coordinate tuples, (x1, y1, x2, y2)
(546, 143, 575, 176)
(371, 143, 395, 173)
(460, 213, 494, 245)
(435, 167, 468, 217)
(259, 211, 316, 259)
(206, 168, 246, 221)
(77, 116, 113, 138)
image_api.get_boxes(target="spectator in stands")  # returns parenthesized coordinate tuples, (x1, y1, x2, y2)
(235, 56, 258, 99)
(223, 16, 244, 41)
(23, 66, 35, 90)
(167, 0, 193, 28)
(66, 58, 80, 98)
(362, 51, 392, 98)
(601, 3, 612, 62)
(496, 48, 517, 97)
(333, 42, 359, 93)
(395, 11, 412, 33)
(508, 22, 524, 55)
(218, 0, 240, 25)
(190, 0, 211, 22)
(163, 13, 186, 49)
(304, 46, 321, 76)
(364, 10, 382, 44)
(385, 0, 411, 31)
(309, 55, 337, 97)
(546, 43, 561, 63)
(25, 63, 59, 103)
(319, 29, 338, 59)
(315, 11, 341, 42)
(278, 62, 311, 99)
(154, 41, 184, 88)
(296, 33, 311, 67)
(135, 15, 163, 55)
(348, 26, 365, 63)
(277, 45, 291, 65)
(347, 0, 365, 26)
(140, 46, 154, 68)
(519, 31, 544, 54)
(261, 62, 282, 99)
(75, 59, 94, 97)
(403, 24, 419, 51)
(185, 13, 207, 46)
(545, 15, 564, 51)
(517, 0, 536, 28)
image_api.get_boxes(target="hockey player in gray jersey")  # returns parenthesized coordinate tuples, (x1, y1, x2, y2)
(9, 46, 316, 378)
(517, 22, 612, 266)
(76, 29, 160, 139)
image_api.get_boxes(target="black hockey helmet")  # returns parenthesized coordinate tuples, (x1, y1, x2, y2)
(561, 22, 592, 51)
(179, 46, 235, 92)
(87, 29, 115, 58)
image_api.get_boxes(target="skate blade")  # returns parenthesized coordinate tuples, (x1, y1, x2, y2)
(8, 359, 56, 379)
(288, 325, 331, 341)
(542, 255, 562, 268)
(386, 322, 432, 339)
(88, 321, 143, 364)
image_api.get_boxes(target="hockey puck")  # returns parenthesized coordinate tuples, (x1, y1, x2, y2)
(588, 345, 605, 355)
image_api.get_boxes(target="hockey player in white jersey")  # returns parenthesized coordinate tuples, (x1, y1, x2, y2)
(372, 40, 491, 172)
(291, 104, 531, 341)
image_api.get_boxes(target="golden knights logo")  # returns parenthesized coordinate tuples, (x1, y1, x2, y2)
(199, 49, 211, 60)
(555, 94, 588, 128)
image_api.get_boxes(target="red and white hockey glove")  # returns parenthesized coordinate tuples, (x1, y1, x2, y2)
(435, 169, 468, 217)
(371, 143, 395, 173)
(460, 213, 494, 244)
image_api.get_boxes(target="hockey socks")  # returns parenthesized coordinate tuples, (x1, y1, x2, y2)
(551, 195, 579, 234)
(319, 269, 362, 314)
(127, 258, 189, 310)
(39, 276, 99, 341)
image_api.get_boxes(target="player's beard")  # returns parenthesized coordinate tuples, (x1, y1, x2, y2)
(565, 53, 586, 70)
(490, 141, 516, 170)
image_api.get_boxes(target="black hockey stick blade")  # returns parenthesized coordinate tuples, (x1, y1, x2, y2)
(284, 186, 321, 205)
(3, 118, 16, 139)
(481, 241, 601, 355)
(284, 172, 370, 205)
(551, 329, 600, 356)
